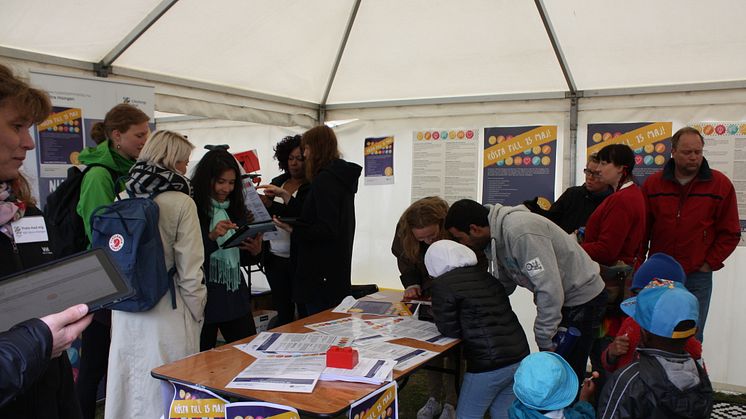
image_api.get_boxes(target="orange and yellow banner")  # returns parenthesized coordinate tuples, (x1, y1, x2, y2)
(37, 108, 81, 131)
(483, 126, 557, 168)
(587, 122, 671, 155)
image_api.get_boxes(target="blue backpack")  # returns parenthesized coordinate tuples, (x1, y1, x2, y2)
(90, 194, 176, 312)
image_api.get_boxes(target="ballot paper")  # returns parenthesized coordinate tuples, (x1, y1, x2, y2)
(244, 331, 352, 354)
(356, 342, 438, 372)
(319, 358, 396, 385)
(226, 354, 326, 393)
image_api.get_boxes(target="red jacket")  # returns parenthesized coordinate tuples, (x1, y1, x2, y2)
(642, 158, 741, 274)
(601, 316, 702, 373)
(582, 183, 646, 267)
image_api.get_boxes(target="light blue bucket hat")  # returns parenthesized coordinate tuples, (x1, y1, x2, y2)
(513, 352, 578, 411)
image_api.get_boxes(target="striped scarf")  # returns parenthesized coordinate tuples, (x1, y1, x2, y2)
(125, 161, 192, 198)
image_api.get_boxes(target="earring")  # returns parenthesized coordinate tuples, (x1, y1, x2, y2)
(116, 143, 121, 150)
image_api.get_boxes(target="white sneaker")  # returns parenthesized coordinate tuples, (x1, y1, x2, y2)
(417, 397, 443, 419)
(438, 403, 456, 419)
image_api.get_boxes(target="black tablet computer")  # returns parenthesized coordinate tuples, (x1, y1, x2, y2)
(0, 248, 134, 331)
(220, 220, 277, 249)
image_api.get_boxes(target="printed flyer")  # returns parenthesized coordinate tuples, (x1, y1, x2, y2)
(168, 382, 227, 419)
(482, 125, 557, 206)
(586, 122, 672, 184)
(690, 122, 746, 245)
(349, 381, 398, 419)
(411, 129, 479, 204)
(364, 136, 395, 185)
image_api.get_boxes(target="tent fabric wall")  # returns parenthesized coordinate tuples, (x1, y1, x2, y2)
(158, 87, 746, 391)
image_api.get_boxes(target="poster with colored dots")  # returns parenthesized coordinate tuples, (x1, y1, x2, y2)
(411, 129, 479, 204)
(225, 401, 300, 419)
(167, 381, 227, 419)
(349, 381, 397, 419)
(690, 122, 746, 246)
(482, 125, 557, 207)
(364, 136, 395, 185)
(36, 106, 84, 166)
(586, 122, 672, 185)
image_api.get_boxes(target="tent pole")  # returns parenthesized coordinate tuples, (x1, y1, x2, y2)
(320, 0, 362, 108)
(96, 0, 180, 77)
(568, 93, 579, 187)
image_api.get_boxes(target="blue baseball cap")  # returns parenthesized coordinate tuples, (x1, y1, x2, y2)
(631, 253, 686, 291)
(513, 352, 578, 411)
(620, 282, 698, 339)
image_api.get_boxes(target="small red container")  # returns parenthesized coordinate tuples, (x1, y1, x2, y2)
(326, 346, 359, 369)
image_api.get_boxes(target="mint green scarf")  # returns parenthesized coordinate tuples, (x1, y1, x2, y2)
(209, 199, 241, 292)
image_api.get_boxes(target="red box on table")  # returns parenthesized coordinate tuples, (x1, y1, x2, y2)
(326, 346, 359, 369)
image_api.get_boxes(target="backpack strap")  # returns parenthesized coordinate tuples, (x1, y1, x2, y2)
(168, 266, 177, 309)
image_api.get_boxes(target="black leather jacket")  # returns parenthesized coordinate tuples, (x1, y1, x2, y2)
(431, 265, 529, 373)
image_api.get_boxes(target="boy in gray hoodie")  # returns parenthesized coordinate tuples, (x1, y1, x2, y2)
(444, 199, 606, 384)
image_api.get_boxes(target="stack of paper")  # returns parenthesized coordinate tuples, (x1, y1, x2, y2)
(319, 358, 396, 385)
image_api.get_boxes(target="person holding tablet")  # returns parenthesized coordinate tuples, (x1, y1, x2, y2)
(258, 134, 309, 325)
(0, 63, 91, 418)
(269, 125, 361, 315)
(191, 148, 261, 350)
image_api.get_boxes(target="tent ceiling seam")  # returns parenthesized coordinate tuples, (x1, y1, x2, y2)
(97, 0, 180, 76)
(320, 0, 362, 115)
(534, 0, 577, 94)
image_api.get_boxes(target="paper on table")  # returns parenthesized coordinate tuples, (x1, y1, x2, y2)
(246, 332, 352, 354)
(226, 354, 326, 393)
(356, 341, 438, 372)
(319, 358, 396, 385)
(304, 317, 392, 346)
(242, 178, 281, 240)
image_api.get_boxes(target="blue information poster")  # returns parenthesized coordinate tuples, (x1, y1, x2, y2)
(364, 136, 394, 185)
(586, 122, 672, 185)
(482, 125, 558, 208)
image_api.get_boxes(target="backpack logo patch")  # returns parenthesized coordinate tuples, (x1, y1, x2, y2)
(109, 234, 124, 252)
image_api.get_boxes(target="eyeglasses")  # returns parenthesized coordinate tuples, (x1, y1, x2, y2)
(583, 168, 601, 177)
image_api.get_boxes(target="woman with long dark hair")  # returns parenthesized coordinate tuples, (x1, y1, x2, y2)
(263, 125, 361, 315)
(191, 148, 261, 350)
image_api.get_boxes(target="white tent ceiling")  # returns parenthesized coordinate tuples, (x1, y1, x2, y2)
(2, 0, 746, 113)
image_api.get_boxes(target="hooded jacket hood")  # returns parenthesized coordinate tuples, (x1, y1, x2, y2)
(321, 158, 362, 194)
(640, 348, 712, 418)
(77, 140, 135, 176)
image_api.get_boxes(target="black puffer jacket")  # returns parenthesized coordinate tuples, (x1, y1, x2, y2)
(0, 206, 81, 418)
(597, 348, 713, 419)
(291, 158, 361, 305)
(431, 265, 529, 373)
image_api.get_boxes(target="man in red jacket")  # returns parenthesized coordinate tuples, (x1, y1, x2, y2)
(642, 126, 741, 342)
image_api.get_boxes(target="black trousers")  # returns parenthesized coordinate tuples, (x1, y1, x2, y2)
(200, 314, 257, 351)
(559, 289, 608, 385)
(264, 253, 297, 326)
(75, 318, 110, 419)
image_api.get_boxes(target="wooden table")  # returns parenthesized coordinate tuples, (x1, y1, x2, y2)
(151, 290, 460, 417)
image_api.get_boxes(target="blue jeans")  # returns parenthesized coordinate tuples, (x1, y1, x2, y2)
(455, 363, 520, 419)
(684, 271, 712, 342)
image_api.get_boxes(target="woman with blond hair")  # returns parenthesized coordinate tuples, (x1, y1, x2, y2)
(263, 125, 361, 315)
(392, 196, 459, 419)
(104, 131, 206, 419)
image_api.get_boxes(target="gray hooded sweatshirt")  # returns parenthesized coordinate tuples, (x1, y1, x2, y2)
(485, 203, 604, 349)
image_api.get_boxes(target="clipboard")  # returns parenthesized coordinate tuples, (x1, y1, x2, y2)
(220, 220, 277, 249)
(0, 248, 134, 331)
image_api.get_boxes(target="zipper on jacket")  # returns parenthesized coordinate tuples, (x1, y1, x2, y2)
(10, 236, 23, 271)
